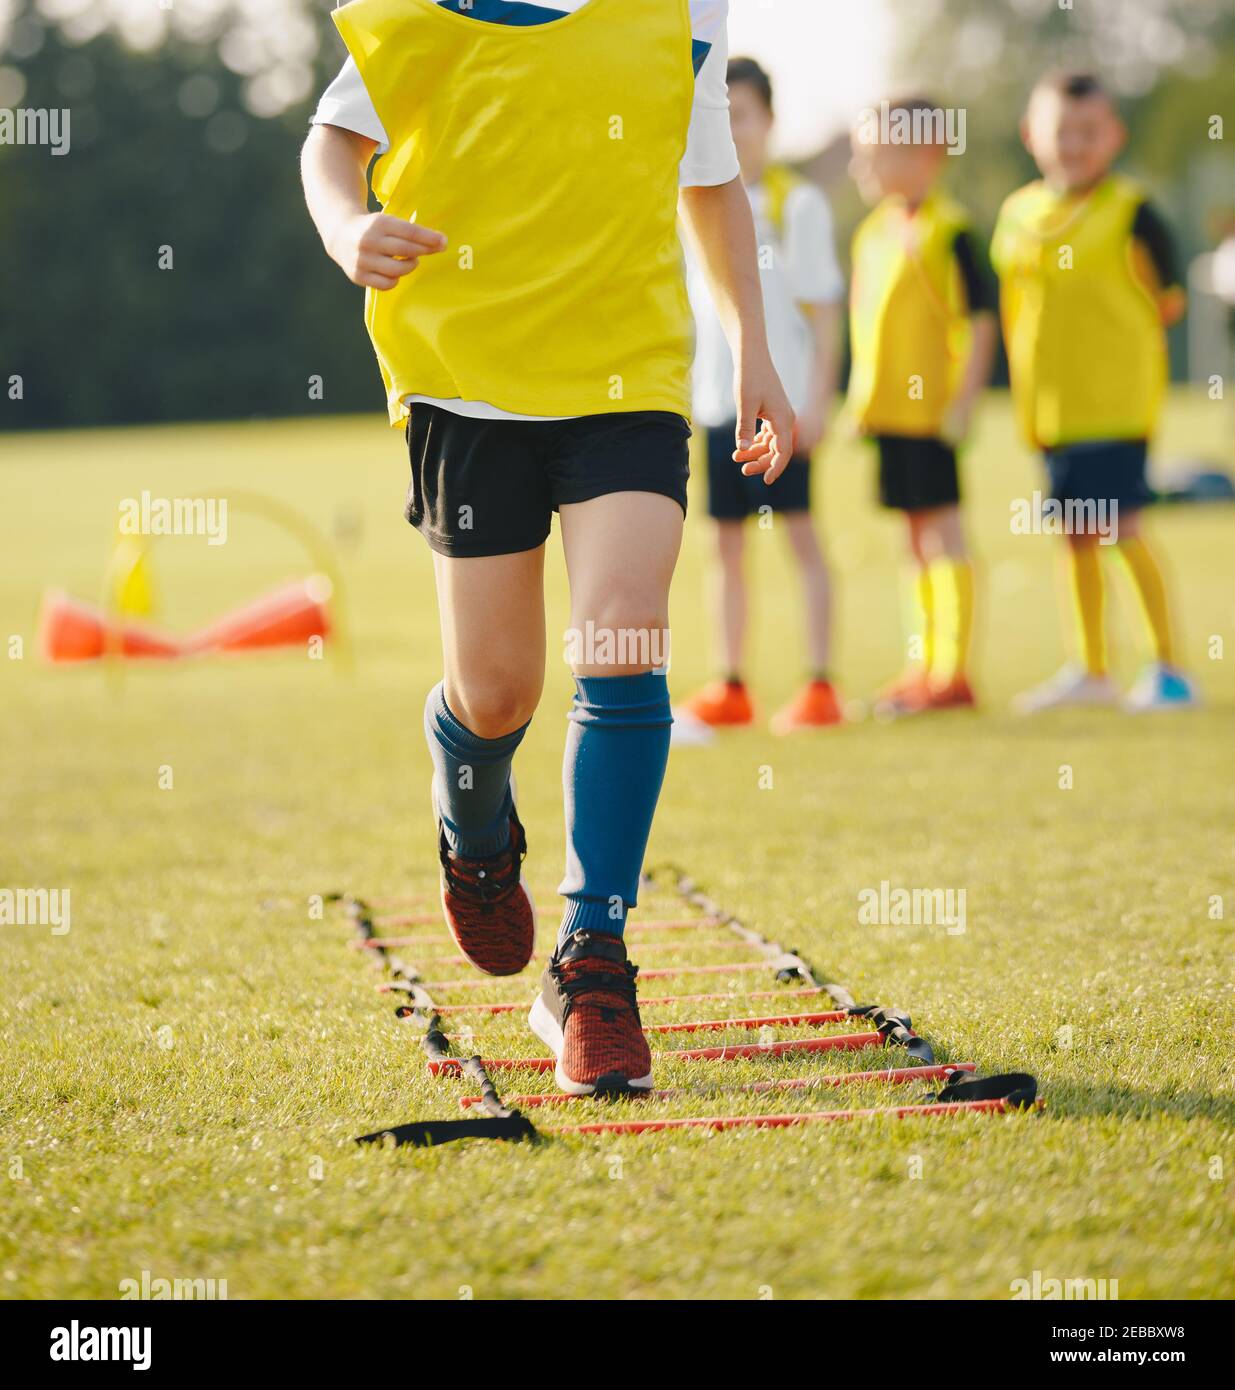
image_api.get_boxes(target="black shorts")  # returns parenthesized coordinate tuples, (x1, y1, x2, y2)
(875, 435, 961, 512)
(705, 422, 812, 520)
(404, 406, 691, 557)
(1044, 439, 1152, 513)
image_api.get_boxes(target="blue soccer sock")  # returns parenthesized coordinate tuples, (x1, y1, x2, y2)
(424, 682, 529, 858)
(558, 672, 673, 945)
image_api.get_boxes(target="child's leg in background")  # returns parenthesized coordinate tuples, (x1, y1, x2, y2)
(1065, 532, 1107, 676)
(916, 505, 974, 687)
(1113, 511, 1176, 665)
(903, 512, 936, 676)
(557, 491, 681, 943)
(712, 519, 748, 680)
(782, 511, 833, 678)
(427, 547, 546, 855)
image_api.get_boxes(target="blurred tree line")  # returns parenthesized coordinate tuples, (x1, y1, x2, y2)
(0, 0, 372, 431)
(1, 0, 1231, 432)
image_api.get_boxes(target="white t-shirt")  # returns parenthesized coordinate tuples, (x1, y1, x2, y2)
(312, 0, 740, 424)
(689, 177, 845, 428)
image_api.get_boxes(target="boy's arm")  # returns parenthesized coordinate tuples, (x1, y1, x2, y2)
(680, 177, 796, 484)
(1132, 201, 1187, 327)
(798, 302, 841, 454)
(942, 228, 999, 446)
(785, 184, 844, 453)
(301, 124, 445, 289)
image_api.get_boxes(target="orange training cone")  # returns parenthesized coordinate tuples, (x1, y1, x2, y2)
(38, 590, 184, 662)
(185, 575, 333, 655)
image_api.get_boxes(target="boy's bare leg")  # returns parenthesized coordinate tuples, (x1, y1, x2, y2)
(765, 511, 844, 732)
(559, 492, 683, 675)
(782, 511, 832, 674)
(432, 547, 547, 738)
(713, 519, 747, 677)
(425, 546, 547, 977)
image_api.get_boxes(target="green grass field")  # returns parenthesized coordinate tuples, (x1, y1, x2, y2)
(2, 391, 1233, 1300)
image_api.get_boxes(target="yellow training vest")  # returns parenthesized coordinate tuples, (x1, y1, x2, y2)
(333, 0, 695, 425)
(991, 174, 1167, 448)
(762, 164, 803, 244)
(847, 192, 973, 437)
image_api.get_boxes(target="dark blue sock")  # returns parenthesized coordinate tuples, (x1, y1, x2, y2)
(558, 672, 673, 945)
(424, 682, 528, 857)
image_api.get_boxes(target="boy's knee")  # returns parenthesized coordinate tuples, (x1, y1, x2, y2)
(449, 673, 542, 739)
(570, 593, 669, 674)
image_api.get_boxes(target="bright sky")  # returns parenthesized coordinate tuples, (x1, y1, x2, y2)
(727, 0, 895, 157)
(6, 0, 896, 142)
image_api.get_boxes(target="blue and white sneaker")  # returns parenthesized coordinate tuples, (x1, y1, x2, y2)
(1124, 664, 1198, 713)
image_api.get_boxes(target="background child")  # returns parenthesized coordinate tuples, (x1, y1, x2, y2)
(994, 71, 1196, 714)
(681, 57, 846, 735)
(848, 96, 999, 716)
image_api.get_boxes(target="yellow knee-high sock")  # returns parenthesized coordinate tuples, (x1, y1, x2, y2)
(1069, 543, 1107, 676)
(904, 566, 935, 672)
(1117, 535, 1175, 665)
(930, 558, 975, 684)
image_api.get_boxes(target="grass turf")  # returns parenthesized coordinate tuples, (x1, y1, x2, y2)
(1, 391, 1233, 1300)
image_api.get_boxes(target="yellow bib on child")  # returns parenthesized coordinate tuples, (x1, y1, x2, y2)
(333, 0, 695, 425)
(991, 174, 1166, 448)
(847, 191, 973, 438)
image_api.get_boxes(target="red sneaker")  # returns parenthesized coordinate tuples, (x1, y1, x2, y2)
(926, 674, 977, 711)
(437, 809, 536, 977)
(680, 679, 755, 727)
(770, 679, 844, 734)
(872, 668, 932, 719)
(528, 932, 653, 1094)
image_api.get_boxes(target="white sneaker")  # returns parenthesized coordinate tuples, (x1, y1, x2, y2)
(1013, 664, 1117, 715)
(669, 707, 716, 747)
(1124, 664, 1199, 713)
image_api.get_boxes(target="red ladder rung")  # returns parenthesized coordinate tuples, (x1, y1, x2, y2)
(427, 1031, 884, 1075)
(419, 960, 780, 990)
(459, 1063, 977, 1109)
(554, 1095, 1031, 1136)
(424, 985, 829, 1013)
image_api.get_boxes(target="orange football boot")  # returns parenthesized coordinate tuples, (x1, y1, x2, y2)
(925, 674, 977, 711)
(680, 679, 755, 728)
(770, 679, 844, 734)
(872, 668, 933, 720)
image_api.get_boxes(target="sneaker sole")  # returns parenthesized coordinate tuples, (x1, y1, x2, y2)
(1124, 695, 1199, 714)
(527, 993, 654, 1095)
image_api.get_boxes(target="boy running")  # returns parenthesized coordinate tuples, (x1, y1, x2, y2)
(993, 71, 1196, 713)
(680, 58, 846, 734)
(301, 0, 793, 1094)
(848, 97, 998, 716)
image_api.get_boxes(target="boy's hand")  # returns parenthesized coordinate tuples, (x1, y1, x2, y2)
(795, 399, 830, 456)
(733, 357, 796, 485)
(329, 213, 447, 290)
(941, 397, 975, 448)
